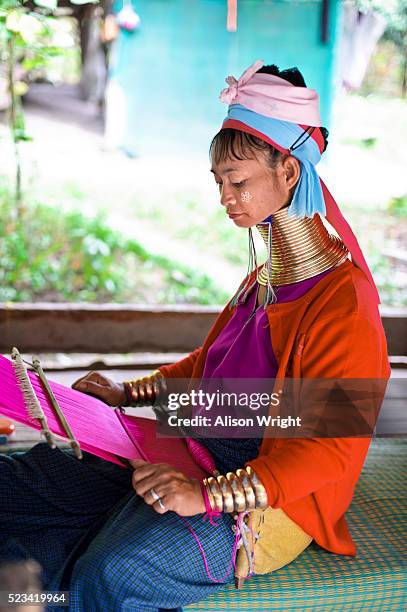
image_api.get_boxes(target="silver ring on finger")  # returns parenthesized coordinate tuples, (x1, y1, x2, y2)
(150, 487, 160, 502)
(157, 498, 166, 510)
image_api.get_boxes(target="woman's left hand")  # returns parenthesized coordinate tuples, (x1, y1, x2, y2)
(129, 459, 206, 516)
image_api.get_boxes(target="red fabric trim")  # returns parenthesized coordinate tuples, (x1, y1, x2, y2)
(299, 123, 325, 154)
(222, 118, 324, 154)
(222, 119, 289, 154)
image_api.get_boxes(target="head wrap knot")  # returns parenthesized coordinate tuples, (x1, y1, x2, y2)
(220, 59, 265, 105)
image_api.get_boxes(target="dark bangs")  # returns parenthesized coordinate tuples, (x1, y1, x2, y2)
(209, 128, 282, 168)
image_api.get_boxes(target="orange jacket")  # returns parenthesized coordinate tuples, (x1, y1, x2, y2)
(159, 260, 391, 555)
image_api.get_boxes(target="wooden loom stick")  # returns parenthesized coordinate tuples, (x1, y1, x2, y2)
(32, 355, 83, 460)
(11, 347, 57, 450)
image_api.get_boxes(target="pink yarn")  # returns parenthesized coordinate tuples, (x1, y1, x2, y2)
(186, 437, 216, 474)
(200, 481, 221, 526)
(183, 442, 240, 583)
(178, 514, 240, 583)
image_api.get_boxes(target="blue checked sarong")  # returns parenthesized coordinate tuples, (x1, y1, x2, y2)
(0, 443, 236, 611)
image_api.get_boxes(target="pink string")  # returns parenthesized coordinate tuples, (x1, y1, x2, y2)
(182, 440, 241, 582)
(178, 513, 241, 583)
(200, 481, 222, 526)
(184, 433, 244, 581)
(249, 513, 255, 571)
(247, 512, 256, 577)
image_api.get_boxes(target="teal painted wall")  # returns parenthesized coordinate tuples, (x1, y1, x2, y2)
(110, 0, 342, 156)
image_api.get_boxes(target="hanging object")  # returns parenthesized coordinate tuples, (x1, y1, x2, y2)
(102, 14, 120, 43)
(117, 1, 141, 33)
(227, 0, 237, 32)
(320, 0, 329, 43)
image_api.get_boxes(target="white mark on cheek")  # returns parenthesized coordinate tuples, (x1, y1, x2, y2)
(241, 191, 253, 203)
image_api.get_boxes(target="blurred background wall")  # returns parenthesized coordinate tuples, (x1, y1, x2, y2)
(107, 0, 342, 156)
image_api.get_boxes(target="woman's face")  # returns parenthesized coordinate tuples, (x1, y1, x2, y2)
(211, 149, 299, 228)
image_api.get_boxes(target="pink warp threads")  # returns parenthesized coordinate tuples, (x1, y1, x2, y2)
(185, 437, 216, 474)
(0, 355, 209, 477)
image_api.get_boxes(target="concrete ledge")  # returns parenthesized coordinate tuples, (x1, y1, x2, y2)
(1, 302, 406, 355)
(0, 303, 219, 353)
(379, 307, 407, 357)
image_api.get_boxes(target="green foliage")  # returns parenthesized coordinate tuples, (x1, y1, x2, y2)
(387, 194, 407, 218)
(0, 0, 83, 208)
(0, 1, 23, 11)
(369, 254, 407, 307)
(0, 3, 74, 81)
(0, 185, 229, 305)
(136, 194, 248, 267)
(343, 136, 378, 150)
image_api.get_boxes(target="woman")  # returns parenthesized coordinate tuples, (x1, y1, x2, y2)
(0, 61, 390, 611)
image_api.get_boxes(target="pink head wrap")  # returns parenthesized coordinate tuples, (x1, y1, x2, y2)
(220, 59, 322, 126)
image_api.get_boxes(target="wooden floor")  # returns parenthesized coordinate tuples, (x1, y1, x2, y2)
(1, 367, 406, 452)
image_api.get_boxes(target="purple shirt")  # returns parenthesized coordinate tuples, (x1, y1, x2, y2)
(197, 267, 337, 473)
(203, 267, 335, 380)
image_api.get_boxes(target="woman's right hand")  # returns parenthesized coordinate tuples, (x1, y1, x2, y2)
(71, 371, 126, 407)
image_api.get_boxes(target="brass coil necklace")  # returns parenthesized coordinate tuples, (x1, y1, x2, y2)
(256, 206, 349, 286)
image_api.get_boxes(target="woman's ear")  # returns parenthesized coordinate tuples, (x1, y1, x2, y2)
(283, 155, 301, 190)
